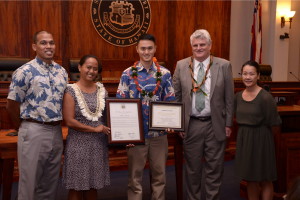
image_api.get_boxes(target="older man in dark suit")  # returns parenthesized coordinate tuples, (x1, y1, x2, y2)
(173, 29, 234, 200)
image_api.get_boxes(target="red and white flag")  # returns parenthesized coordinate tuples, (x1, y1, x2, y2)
(250, 0, 262, 63)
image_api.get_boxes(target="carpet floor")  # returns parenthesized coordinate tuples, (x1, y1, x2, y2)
(1, 160, 245, 200)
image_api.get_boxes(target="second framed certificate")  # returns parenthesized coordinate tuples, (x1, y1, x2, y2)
(106, 98, 144, 145)
(149, 101, 184, 131)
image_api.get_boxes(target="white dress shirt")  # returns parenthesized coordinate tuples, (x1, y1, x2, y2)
(191, 56, 211, 117)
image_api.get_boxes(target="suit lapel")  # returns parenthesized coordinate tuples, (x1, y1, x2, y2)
(210, 57, 219, 98)
(185, 57, 193, 95)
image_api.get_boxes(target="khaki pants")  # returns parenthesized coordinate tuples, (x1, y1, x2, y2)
(184, 118, 226, 200)
(17, 121, 63, 200)
(127, 135, 168, 200)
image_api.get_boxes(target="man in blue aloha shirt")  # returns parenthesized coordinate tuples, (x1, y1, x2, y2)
(6, 30, 68, 200)
(116, 34, 175, 200)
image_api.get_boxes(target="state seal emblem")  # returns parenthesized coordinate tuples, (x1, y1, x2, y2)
(91, 0, 151, 47)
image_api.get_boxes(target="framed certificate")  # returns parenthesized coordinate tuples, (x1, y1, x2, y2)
(149, 101, 184, 131)
(106, 98, 144, 145)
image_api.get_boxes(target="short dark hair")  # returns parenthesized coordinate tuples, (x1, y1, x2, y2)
(137, 34, 156, 45)
(33, 30, 52, 44)
(79, 54, 102, 73)
(241, 60, 260, 74)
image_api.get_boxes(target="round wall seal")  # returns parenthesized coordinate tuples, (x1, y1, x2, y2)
(91, 0, 151, 47)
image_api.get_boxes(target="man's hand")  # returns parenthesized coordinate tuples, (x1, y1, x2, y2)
(178, 132, 185, 139)
(166, 128, 175, 133)
(126, 144, 135, 148)
(225, 127, 232, 137)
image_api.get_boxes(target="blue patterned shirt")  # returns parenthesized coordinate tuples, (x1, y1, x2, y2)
(7, 57, 68, 122)
(116, 62, 175, 138)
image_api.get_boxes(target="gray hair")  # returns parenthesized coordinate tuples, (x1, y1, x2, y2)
(190, 29, 212, 46)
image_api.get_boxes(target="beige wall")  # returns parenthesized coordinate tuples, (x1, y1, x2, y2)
(230, 0, 300, 81)
(289, 0, 300, 81)
(230, 1, 252, 78)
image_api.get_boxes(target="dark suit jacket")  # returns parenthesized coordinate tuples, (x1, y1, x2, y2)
(173, 56, 234, 141)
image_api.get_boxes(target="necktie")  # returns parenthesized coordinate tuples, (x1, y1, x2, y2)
(195, 62, 205, 112)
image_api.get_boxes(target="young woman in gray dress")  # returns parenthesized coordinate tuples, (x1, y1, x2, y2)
(62, 55, 111, 200)
(235, 60, 281, 200)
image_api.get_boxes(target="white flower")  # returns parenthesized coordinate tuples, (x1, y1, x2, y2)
(117, 82, 129, 96)
(168, 86, 175, 95)
(71, 82, 105, 121)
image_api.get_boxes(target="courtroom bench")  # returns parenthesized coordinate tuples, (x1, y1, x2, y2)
(0, 57, 30, 81)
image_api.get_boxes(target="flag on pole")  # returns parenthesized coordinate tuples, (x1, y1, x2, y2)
(250, 0, 262, 63)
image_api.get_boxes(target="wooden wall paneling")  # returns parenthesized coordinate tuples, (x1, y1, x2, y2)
(0, 81, 12, 129)
(101, 60, 135, 83)
(218, 1, 231, 60)
(167, 1, 177, 73)
(274, 106, 300, 194)
(195, 1, 231, 60)
(0, 1, 30, 58)
(171, 1, 231, 65)
(67, 0, 139, 74)
(275, 133, 300, 193)
(281, 115, 300, 132)
(0, 0, 231, 79)
(286, 138, 300, 187)
(173, 1, 197, 63)
(68, 1, 135, 58)
(28, 1, 63, 61)
(68, 1, 99, 58)
(61, 0, 70, 72)
(20, 1, 30, 59)
(0, 99, 13, 130)
(147, 0, 168, 67)
(66, 1, 171, 78)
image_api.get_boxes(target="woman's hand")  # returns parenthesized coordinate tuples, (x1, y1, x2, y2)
(126, 144, 135, 148)
(95, 125, 111, 135)
(166, 128, 175, 133)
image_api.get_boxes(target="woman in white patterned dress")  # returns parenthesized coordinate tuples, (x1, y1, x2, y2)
(62, 55, 111, 200)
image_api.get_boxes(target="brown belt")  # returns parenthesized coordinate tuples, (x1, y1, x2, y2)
(23, 119, 61, 126)
(190, 116, 211, 121)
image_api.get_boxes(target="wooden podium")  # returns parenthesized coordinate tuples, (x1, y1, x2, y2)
(274, 105, 300, 196)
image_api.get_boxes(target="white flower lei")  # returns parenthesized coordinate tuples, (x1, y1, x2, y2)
(71, 82, 105, 121)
